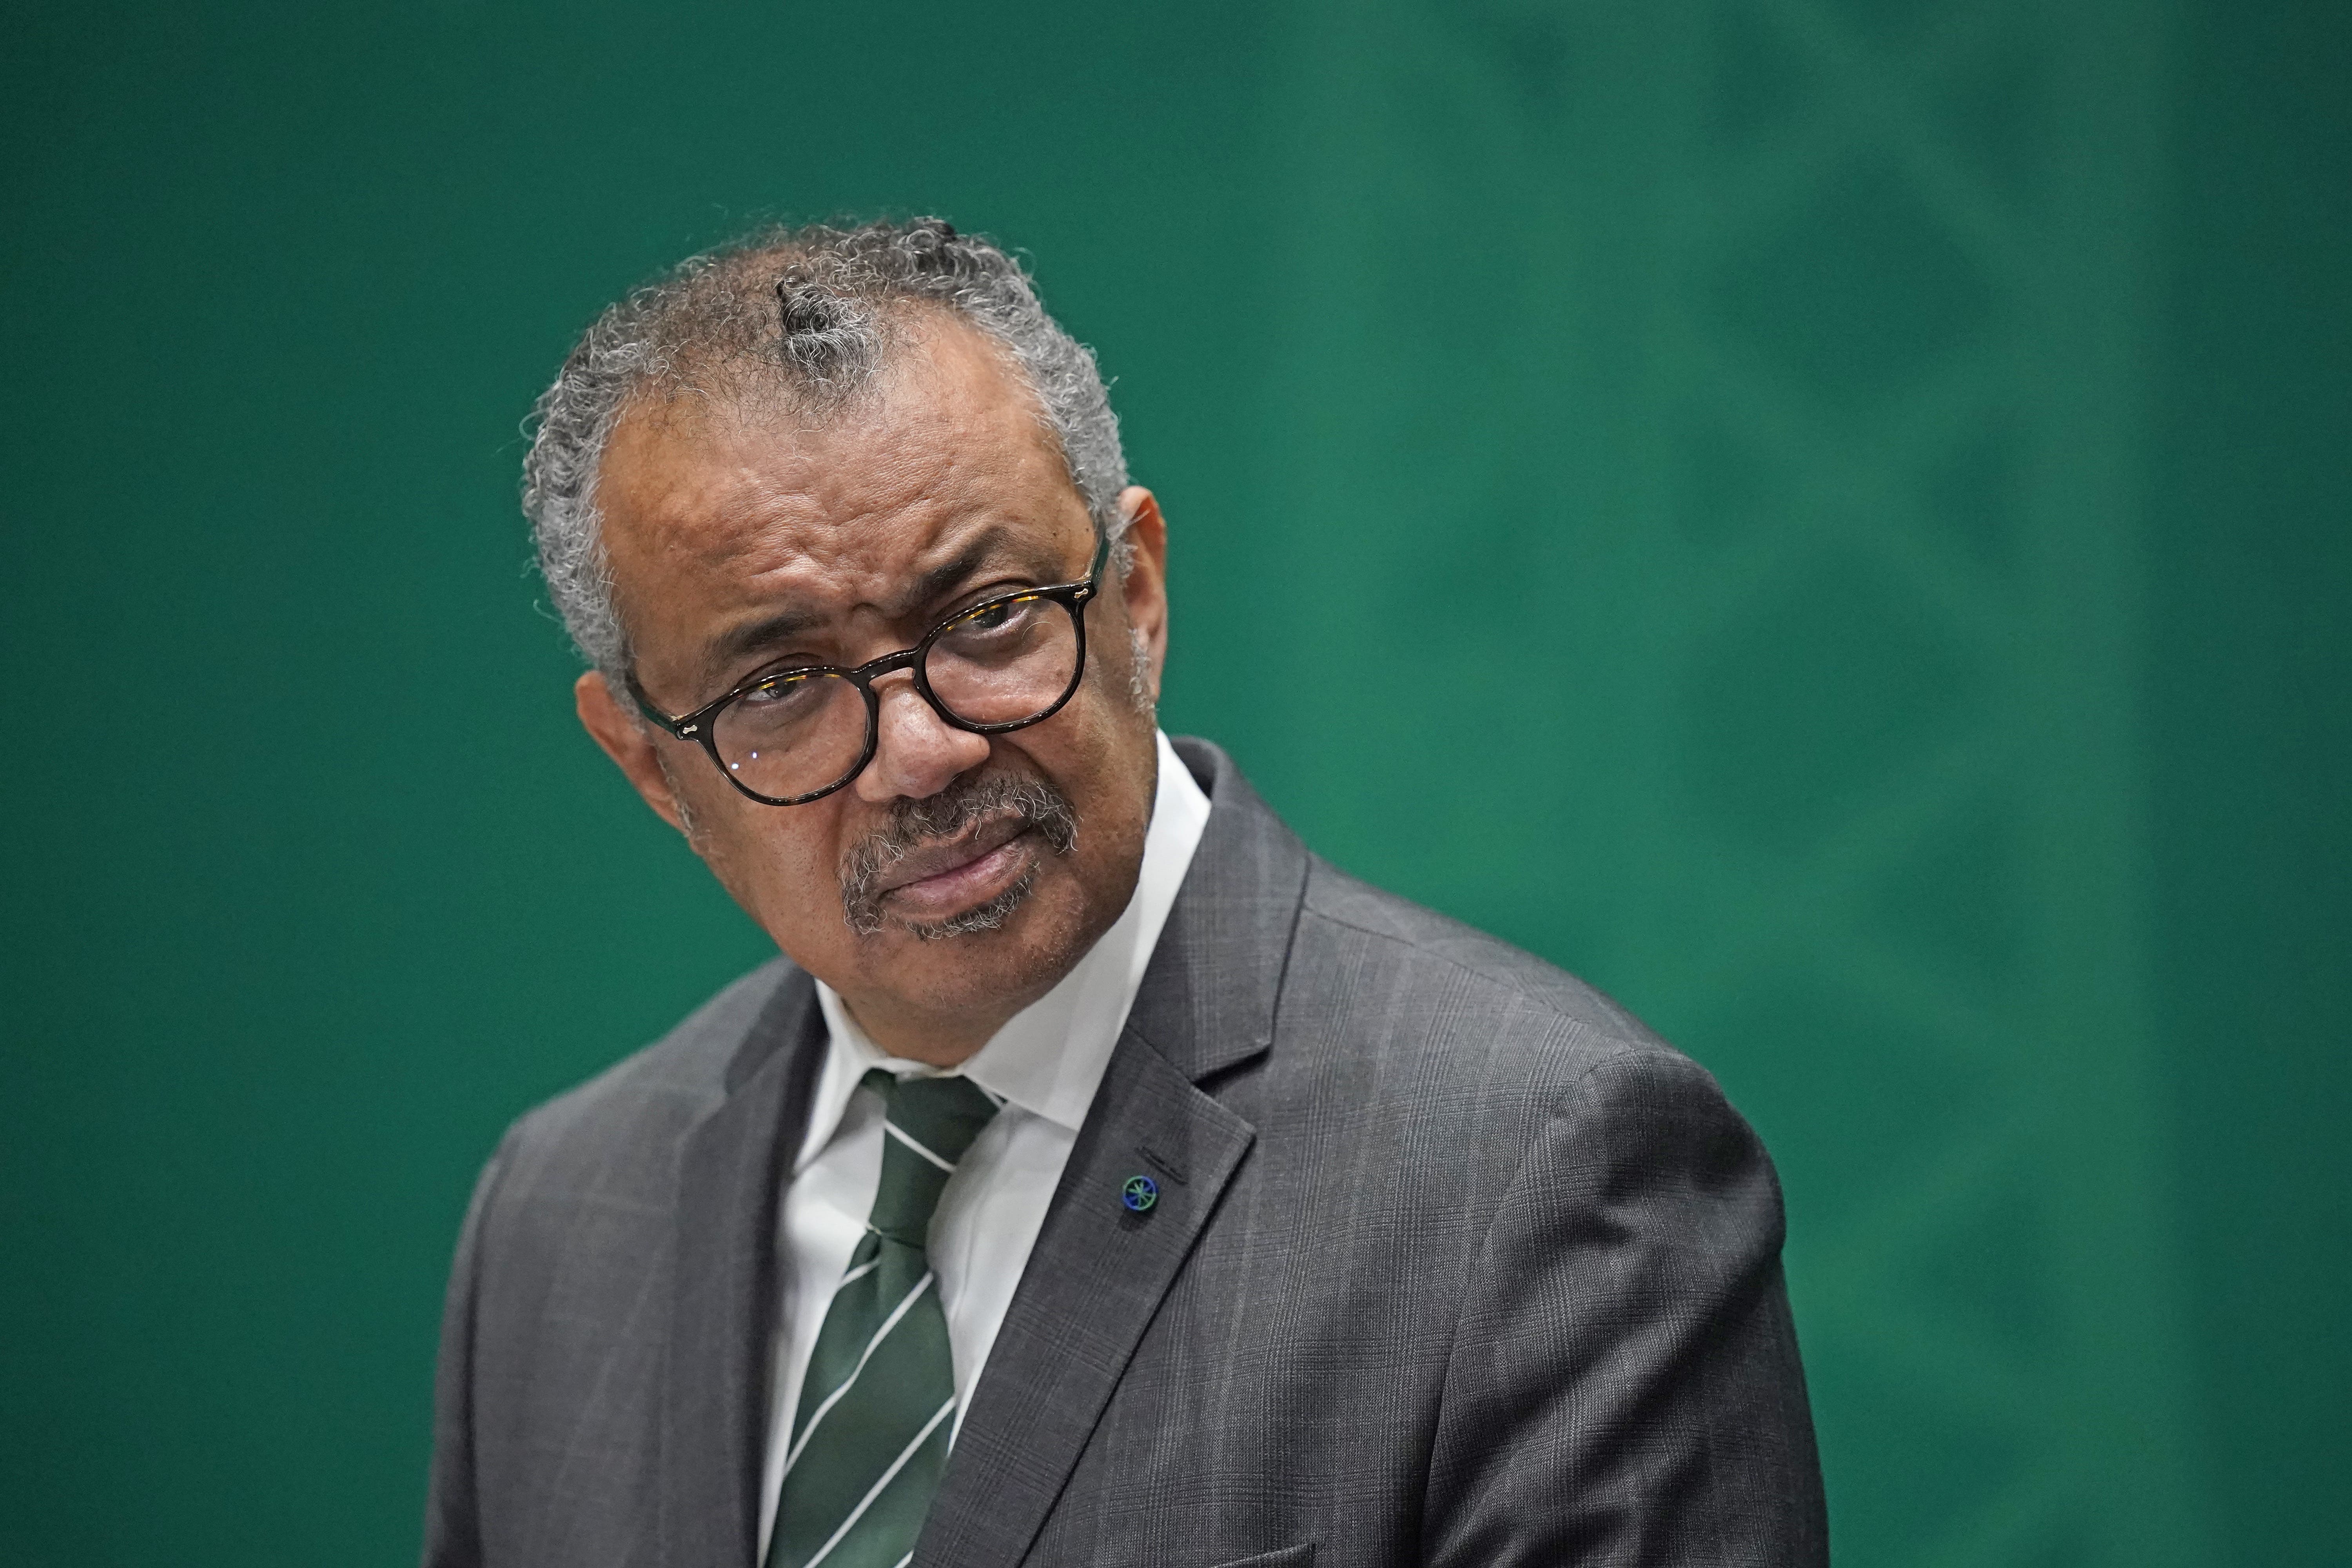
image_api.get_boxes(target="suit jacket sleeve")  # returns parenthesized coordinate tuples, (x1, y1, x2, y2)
(1422, 1049, 1828, 1567)
(421, 1134, 515, 1568)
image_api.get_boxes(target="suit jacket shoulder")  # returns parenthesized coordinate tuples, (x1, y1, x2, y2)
(1302, 853, 1671, 1058)
(425, 955, 819, 1568)
(1283, 854, 1725, 1165)
(493, 954, 802, 1203)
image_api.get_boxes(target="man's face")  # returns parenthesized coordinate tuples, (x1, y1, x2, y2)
(576, 318, 1169, 1055)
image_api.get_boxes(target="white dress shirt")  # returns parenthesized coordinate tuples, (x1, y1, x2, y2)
(756, 731, 1210, 1556)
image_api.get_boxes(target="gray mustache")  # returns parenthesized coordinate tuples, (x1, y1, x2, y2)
(839, 772, 1080, 936)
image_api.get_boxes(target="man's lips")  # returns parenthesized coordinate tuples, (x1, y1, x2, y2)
(870, 814, 1034, 902)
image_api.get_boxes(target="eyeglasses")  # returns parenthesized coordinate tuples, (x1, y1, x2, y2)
(628, 528, 1109, 806)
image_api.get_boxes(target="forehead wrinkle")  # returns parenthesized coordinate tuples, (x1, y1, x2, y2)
(702, 523, 1018, 675)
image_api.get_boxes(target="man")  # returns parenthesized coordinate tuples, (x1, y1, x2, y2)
(425, 218, 1826, 1568)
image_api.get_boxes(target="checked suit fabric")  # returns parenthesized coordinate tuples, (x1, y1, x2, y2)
(767, 1070, 1000, 1568)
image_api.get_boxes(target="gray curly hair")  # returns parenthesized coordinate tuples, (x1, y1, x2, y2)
(521, 217, 1130, 681)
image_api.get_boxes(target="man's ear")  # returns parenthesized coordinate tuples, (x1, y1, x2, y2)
(575, 670, 693, 836)
(1116, 485, 1169, 692)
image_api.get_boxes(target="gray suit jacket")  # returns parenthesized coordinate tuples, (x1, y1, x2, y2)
(424, 739, 1826, 1568)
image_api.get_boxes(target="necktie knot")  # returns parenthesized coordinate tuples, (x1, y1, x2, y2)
(864, 1071, 1000, 1247)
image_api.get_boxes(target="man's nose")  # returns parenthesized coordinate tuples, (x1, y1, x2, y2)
(855, 673, 992, 804)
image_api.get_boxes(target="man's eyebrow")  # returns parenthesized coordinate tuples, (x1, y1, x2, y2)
(881, 531, 1009, 621)
(700, 530, 1018, 676)
(705, 605, 829, 672)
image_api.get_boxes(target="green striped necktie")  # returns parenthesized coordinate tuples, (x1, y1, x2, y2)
(768, 1069, 1001, 1568)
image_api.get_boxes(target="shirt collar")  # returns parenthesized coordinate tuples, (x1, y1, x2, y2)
(798, 731, 1212, 1171)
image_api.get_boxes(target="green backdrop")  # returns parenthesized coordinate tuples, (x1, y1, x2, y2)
(3, 1, 2345, 1563)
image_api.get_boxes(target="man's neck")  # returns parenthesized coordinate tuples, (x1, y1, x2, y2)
(831, 991, 1006, 1067)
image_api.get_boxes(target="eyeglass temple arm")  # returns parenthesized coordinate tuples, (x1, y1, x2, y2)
(621, 670, 701, 739)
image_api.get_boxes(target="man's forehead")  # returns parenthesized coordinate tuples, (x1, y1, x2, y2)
(595, 325, 1092, 682)
(694, 523, 1031, 666)
(597, 403, 1078, 592)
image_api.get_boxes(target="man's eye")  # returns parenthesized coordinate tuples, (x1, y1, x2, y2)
(961, 599, 1030, 633)
(742, 675, 819, 708)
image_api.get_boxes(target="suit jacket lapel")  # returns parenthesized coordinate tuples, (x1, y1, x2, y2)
(659, 966, 825, 1568)
(916, 739, 1313, 1568)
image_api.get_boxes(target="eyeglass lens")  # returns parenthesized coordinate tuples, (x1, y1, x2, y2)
(709, 592, 1081, 801)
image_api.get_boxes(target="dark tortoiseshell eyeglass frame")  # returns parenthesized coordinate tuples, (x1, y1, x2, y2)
(627, 527, 1109, 806)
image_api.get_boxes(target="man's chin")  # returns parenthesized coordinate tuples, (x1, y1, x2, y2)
(852, 871, 1094, 1013)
